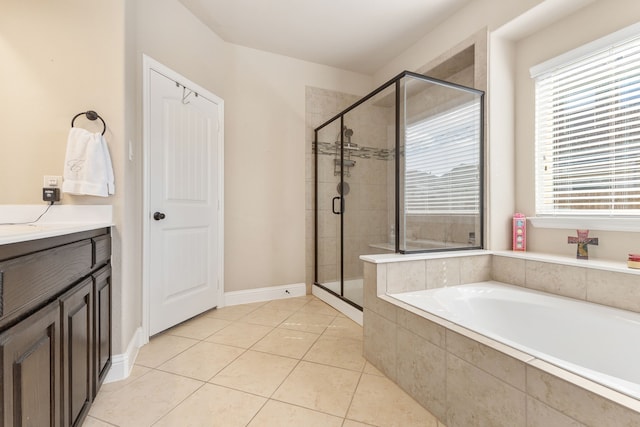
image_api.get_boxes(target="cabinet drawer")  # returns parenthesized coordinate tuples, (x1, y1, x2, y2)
(0, 240, 93, 329)
(92, 234, 111, 267)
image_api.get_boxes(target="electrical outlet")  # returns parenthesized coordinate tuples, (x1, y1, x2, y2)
(43, 188, 60, 202)
(43, 175, 63, 188)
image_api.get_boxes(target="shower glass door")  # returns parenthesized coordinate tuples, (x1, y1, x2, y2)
(315, 119, 344, 303)
(314, 71, 484, 312)
(314, 84, 397, 309)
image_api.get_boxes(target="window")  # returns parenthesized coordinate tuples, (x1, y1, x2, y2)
(533, 27, 640, 216)
(404, 100, 481, 215)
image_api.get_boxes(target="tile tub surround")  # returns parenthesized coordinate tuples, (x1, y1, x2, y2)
(362, 251, 640, 427)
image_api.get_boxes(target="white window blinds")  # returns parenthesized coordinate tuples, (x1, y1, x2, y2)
(404, 101, 481, 215)
(534, 31, 640, 216)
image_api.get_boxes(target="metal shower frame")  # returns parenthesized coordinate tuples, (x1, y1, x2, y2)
(313, 70, 485, 309)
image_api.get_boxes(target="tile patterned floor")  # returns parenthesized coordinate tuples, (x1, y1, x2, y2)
(84, 295, 442, 427)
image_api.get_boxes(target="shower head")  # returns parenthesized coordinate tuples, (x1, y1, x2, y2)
(335, 127, 355, 144)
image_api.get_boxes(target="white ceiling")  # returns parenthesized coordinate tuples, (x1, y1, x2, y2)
(178, 0, 475, 74)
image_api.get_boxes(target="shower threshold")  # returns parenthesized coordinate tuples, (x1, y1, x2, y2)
(312, 279, 363, 325)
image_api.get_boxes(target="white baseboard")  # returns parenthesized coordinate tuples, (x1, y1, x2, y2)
(224, 283, 307, 307)
(104, 327, 145, 383)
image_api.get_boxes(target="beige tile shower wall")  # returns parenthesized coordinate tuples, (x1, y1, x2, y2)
(405, 215, 479, 247)
(342, 96, 394, 280)
(383, 254, 492, 294)
(306, 87, 362, 289)
(306, 86, 396, 288)
(362, 258, 640, 427)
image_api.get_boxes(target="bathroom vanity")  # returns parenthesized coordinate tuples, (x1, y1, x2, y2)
(0, 226, 111, 427)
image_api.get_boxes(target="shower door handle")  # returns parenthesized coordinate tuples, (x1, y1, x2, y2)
(332, 196, 344, 214)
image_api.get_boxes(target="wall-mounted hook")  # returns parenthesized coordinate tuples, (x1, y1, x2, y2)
(175, 82, 199, 105)
(182, 86, 193, 104)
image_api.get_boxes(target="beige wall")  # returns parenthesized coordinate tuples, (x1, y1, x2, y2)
(4, 0, 637, 357)
(514, 0, 640, 261)
(374, 0, 639, 260)
(0, 0, 125, 206)
(1, 0, 373, 354)
(373, 0, 546, 85)
(223, 45, 372, 291)
(0, 0, 128, 351)
(129, 0, 231, 351)
(135, 0, 373, 293)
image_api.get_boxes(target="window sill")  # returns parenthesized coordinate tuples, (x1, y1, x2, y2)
(528, 216, 640, 232)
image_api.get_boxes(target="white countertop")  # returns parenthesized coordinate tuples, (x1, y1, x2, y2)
(0, 205, 113, 245)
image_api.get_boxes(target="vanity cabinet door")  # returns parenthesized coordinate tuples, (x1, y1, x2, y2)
(93, 265, 111, 396)
(0, 301, 61, 427)
(60, 278, 93, 427)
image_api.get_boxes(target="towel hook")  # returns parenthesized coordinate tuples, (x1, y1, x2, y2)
(175, 82, 198, 105)
(71, 110, 106, 135)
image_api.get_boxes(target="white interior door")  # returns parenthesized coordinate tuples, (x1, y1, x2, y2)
(148, 68, 221, 335)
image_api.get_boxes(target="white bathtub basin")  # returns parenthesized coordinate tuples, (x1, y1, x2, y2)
(390, 281, 640, 400)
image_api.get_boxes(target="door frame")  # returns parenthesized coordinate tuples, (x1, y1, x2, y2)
(141, 54, 225, 341)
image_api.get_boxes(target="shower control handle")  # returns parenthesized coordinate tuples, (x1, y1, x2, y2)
(332, 196, 344, 215)
(153, 211, 166, 221)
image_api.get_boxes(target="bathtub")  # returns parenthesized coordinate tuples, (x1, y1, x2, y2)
(389, 281, 640, 401)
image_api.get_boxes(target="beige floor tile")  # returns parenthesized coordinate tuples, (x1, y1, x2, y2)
(272, 361, 361, 417)
(279, 311, 336, 334)
(98, 365, 151, 393)
(240, 307, 296, 327)
(261, 296, 312, 312)
(343, 420, 376, 427)
(203, 302, 264, 321)
(252, 327, 320, 358)
(324, 316, 363, 341)
(304, 335, 365, 372)
(363, 361, 385, 377)
(154, 383, 267, 427)
(91, 296, 443, 427)
(164, 315, 232, 340)
(89, 370, 203, 426)
(80, 416, 114, 426)
(347, 374, 438, 427)
(135, 334, 199, 368)
(158, 341, 244, 381)
(205, 321, 273, 348)
(210, 350, 298, 397)
(247, 399, 343, 427)
(298, 300, 340, 316)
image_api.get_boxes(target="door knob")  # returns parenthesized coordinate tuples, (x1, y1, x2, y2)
(153, 212, 166, 221)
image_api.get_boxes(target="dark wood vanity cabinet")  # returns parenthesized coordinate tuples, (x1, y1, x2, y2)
(0, 228, 111, 427)
(0, 300, 61, 427)
(60, 277, 93, 427)
(92, 264, 112, 396)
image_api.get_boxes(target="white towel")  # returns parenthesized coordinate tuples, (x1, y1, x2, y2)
(62, 128, 115, 197)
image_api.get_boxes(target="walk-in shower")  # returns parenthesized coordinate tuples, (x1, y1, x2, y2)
(313, 71, 484, 312)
